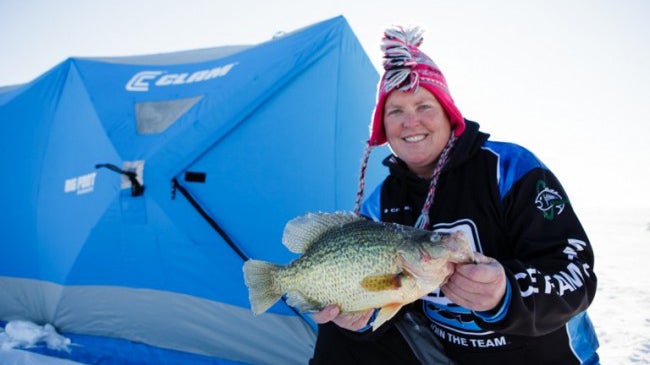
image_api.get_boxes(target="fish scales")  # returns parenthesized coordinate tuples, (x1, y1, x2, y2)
(279, 221, 403, 310)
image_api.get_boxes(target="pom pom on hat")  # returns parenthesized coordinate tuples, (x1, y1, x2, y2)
(368, 26, 465, 146)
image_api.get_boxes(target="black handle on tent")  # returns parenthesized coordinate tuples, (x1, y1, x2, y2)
(171, 178, 249, 262)
(95, 163, 145, 196)
(171, 178, 316, 331)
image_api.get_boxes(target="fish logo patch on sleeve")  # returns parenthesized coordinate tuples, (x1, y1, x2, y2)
(534, 180, 568, 220)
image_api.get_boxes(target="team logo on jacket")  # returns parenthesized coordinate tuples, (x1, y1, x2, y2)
(534, 180, 568, 220)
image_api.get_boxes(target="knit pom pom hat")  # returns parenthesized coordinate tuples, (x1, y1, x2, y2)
(354, 26, 463, 229)
(368, 26, 465, 146)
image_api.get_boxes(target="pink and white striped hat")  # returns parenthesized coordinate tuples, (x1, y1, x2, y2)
(367, 26, 465, 146)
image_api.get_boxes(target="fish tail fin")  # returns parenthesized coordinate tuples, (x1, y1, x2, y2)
(242, 259, 283, 314)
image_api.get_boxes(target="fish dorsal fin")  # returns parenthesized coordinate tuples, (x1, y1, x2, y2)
(282, 212, 362, 253)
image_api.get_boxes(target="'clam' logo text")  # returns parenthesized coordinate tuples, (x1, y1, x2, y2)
(125, 62, 237, 92)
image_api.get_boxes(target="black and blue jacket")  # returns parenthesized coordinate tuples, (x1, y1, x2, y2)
(310, 120, 599, 365)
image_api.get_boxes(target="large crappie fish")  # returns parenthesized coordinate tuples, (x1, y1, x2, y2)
(242, 212, 475, 330)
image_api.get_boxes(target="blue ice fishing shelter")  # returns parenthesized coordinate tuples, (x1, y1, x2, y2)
(0, 16, 385, 364)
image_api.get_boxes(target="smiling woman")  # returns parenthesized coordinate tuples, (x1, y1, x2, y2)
(383, 88, 451, 179)
(310, 24, 599, 365)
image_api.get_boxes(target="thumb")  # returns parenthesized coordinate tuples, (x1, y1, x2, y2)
(473, 252, 495, 265)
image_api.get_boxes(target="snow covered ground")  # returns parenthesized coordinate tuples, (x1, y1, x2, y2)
(582, 205, 650, 364)
(1, 205, 648, 364)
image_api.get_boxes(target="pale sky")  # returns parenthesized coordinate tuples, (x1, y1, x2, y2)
(1, 0, 649, 211)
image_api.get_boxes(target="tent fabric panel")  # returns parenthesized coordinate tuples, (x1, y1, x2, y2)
(144, 17, 346, 182)
(0, 62, 72, 279)
(180, 50, 340, 268)
(0, 277, 63, 325)
(36, 64, 123, 284)
(57, 194, 255, 310)
(174, 16, 384, 316)
(0, 277, 315, 365)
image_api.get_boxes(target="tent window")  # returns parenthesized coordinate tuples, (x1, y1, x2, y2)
(135, 95, 203, 134)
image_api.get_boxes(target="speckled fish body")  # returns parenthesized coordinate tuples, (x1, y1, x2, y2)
(243, 212, 474, 330)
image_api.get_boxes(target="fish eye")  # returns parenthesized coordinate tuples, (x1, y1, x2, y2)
(430, 232, 440, 242)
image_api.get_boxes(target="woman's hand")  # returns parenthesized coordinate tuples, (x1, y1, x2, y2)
(441, 252, 507, 312)
(311, 305, 375, 331)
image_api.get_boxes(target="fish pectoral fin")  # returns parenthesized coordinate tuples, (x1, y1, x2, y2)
(360, 273, 403, 292)
(372, 303, 404, 331)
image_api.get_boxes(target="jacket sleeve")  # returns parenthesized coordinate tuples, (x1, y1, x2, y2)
(476, 162, 597, 336)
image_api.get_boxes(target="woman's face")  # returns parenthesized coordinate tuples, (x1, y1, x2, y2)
(383, 87, 451, 178)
